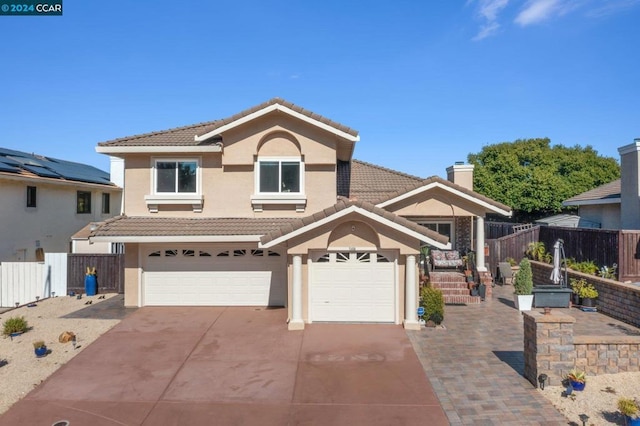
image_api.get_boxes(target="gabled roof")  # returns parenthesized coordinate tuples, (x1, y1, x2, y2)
(0, 147, 114, 186)
(195, 98, 359, 142)
(96, 98, 358, 154)
(89, 216, 297, 243)
(563, 179, 621, 206)
(342, 160, 424, 203)
(534, 214, 601, 229)
(259, 197, 450, 249)
(344, 161, 512, 216)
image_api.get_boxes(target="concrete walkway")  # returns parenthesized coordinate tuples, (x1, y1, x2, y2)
(0, 306, 447, 426)
(407, 283, 640, 425)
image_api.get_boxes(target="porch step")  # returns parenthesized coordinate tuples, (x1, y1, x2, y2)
(431, 281, 468, 291)
(444, 294, 482, 305)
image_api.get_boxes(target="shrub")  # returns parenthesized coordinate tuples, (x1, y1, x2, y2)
(569, 260, 598, 275)
(578, 283, 598, 299)
(513, 258, 533, 295)
(526, 242, 546, 262)
(505, 257, 517, 267)
(420, 286, 444, 324)
(570, 278, 586, 295)
(2, 316, 28, 336)
(598, 264, 618, 280)
(618, 397, 640, 419)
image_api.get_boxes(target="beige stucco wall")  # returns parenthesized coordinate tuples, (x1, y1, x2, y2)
(120, 115, 344, 217)
(384, 187, 484, 217)
(0, 177, 121, 261)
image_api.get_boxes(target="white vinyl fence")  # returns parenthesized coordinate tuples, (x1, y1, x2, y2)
(0, 253, 67, 307)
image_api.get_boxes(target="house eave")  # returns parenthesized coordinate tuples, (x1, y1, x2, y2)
(90, 235, 263, 243)
(376, 182, 513, 217)
(0, 172, 119, 190)
(95, 145, 223, 155)
(259, 205, 451, 250)
(195, 104, 360, 143)
(563, 198, 621, 207)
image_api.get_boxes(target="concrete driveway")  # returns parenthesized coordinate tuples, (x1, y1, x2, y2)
(0, 307, 447, 425)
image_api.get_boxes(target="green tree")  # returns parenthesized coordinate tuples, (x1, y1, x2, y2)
(468, 138, 620, 221)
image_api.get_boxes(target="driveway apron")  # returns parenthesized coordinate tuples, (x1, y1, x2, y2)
(0, 306, 447, 426)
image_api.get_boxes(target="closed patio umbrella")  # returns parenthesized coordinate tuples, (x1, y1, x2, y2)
(550, 239, 565, 286)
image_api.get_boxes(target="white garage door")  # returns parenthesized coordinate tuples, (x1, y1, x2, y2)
(310, 252, 395, 323)
(143, 247, 286, 306)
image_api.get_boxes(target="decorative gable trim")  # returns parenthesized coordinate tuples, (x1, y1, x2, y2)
(376, 182, 512, 217)
(259, 204, 451, 249)
(195, 103, 360, 143)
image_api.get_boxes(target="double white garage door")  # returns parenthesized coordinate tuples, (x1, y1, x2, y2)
(143, 246, 286, 306)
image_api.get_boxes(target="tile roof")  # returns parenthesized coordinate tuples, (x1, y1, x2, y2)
(259, 197, 449, 246)
(90, 216, 296, 238)
(0, 147, 114, 186)
(563, 179, 621, 205)
(346, 159, 424, 203)
(347, 160, 511, 213)
(98, 98, 357, 148)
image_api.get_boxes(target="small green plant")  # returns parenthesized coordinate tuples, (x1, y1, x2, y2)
(420, 285, 444, 325)
(505, 257, 517, 267)
(513, 258, 533, 295)
(598, 263, 618, 280)
(570, 278, 586, 295)
(566, 368, 586, 384)
(569, 260, 598, 275)
(32, 340, 46, 349)
(526, 242, 547, 262)
(618, 397, 640, 419)
(578, 283, 598, 299)
(2, 316, 28, 336)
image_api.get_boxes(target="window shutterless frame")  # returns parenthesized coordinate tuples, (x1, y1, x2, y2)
(77, 191, 92, 214)
(255, 157, 303, 194)
(152, 158, 200, 194)
(26, 186, 37, 208)
(102, 193, 110, 214)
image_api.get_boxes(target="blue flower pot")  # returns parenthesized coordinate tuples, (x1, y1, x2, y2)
(570, 380, 585, 391)
(627, 416, 640, 426)
(34, 346, 47, 357)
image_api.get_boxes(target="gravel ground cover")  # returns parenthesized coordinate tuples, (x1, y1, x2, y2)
(0, 294, 121, 414)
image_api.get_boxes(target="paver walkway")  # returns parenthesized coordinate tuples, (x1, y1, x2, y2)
(407, 283, 640, 425)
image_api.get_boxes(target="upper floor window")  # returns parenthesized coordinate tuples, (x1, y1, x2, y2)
(155, 160, 198, 194)
(258, 158, 301, 193)
(102, 193, 110, 214)
(26, 186, 37, 208)
(77, 191, 91, 214)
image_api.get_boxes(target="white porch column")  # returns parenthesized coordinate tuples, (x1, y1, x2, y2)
(289, 254, 305, 330)
(476, 215, 487, 272)
(403, 254, 420, 330)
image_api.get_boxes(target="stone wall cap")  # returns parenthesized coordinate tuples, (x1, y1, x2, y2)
(523, 310, 576, 323)
(574, 335, 640, 345)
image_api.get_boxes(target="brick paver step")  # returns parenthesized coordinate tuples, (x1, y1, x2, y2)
(443, 294, 482, 304)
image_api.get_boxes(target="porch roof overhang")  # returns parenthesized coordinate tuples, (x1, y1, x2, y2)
(259, 198, 451, 250)
(375, 180, 513, 217)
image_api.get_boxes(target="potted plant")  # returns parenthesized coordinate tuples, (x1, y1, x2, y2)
(578, 283, 598, 307)
(618, 397, 640, 426)
(33, 340, 47, 357)
(2, 316, 29, 338)
(566, 368, 586, 391)
(513, 258, 533, 311)
(570, 278, 586, 306)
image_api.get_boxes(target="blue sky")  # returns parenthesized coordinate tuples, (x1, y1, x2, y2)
(1, 0, 638, 179)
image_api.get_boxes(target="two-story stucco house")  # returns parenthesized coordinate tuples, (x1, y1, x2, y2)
(0, 147, 122, 262)
(90, 99, 511, 330)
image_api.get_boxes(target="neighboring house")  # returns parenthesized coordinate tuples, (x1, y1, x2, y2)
(90, 98, 512, 330)
(562, 139, 640, 230)
(0, 147, 122, 261)
(534, 214, 601, 229)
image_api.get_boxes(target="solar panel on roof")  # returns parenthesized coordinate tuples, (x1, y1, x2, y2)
(0, 162, 20, 173)
(6, 155, 44, 167)
(22, 165, 62, 178)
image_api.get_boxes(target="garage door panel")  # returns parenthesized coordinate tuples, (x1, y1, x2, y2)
(310, 257, 395, 323)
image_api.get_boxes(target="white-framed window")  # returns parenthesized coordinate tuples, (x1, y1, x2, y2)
(256, 157, 303, 194)
(154, 159, 199, 194)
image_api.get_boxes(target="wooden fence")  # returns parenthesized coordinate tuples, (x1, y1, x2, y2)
(487, 226, 640, 283)
(67, 254, 124, 294)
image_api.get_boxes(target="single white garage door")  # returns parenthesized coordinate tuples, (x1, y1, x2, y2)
(310, 252, 395, 323)
(143, 247, 286, 306)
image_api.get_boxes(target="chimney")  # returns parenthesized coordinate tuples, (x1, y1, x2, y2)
(618, 138, 640, 229)
(446, 162, 474, 191)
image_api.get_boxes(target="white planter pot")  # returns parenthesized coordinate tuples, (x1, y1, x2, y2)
(514, 294, 534, 311)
